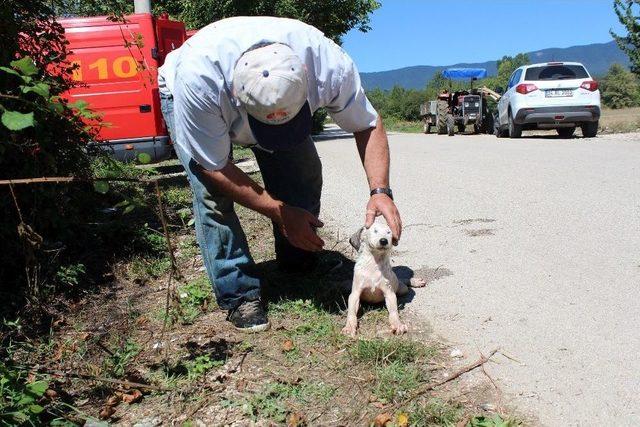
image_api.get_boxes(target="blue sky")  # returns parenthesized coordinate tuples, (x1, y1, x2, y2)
(342, 0, 626, 72)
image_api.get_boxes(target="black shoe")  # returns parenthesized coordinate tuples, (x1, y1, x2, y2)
(227, 300, 271, 332)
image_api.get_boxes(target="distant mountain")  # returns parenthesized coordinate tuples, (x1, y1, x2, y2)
(360, 41, 629, 90)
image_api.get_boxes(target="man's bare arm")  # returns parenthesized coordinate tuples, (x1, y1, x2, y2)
(354, 115, 403, 243)
(198, 162, 324, 251)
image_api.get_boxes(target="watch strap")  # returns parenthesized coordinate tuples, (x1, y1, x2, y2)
(370, 187, 393, 200)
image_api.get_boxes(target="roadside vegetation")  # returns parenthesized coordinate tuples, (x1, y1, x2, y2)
(2, 147, 522, 425)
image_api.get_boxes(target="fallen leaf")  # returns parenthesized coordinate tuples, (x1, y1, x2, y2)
(396, 412, 409, 427)
(105, 395, 120, 407)
(99, 406, 116, 419)
(121, 389, 143, 404)
(286, 412, 306, 426)
(371, 401, 385, 409)
(282, 339, 295, 352)
(45, 389, 58, 400)
(373, 412, 392, 427)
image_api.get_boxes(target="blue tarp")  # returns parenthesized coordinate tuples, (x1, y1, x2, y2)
(443, 68, 488, 80)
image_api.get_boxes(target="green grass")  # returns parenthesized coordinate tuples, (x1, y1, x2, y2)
(373, 360, 424, 403)
(241, 381, 336, 423)
(383, 117, 423, 133)
(126, 255, 171, 282)
(177, 275, 214, 324)
(269, 299, 343, 344)
(232, 145, 254, 160)
(349, 338, 434, 365)
(408, 399, 462, 426)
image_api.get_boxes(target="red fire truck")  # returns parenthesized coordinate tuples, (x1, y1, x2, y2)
(59, 13, 188, 162)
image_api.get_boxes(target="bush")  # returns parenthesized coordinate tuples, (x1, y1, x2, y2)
(0, 0, 98, 307)
(600, 63, 640, 109)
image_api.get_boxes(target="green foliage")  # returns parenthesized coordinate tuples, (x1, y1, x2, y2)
(469, 414, 520, 427)
(56, 0, 380, 43)
(367, 86, 427, 121)
(177, 276, 213, 324)
(612, 0, 640, 77)
(184, 354, 223, 380)
(600, 63, 640, 109)
(312, 108, 328, 134)
(484, 53, 531, 91)
(104, 338, 140, 378)
(55, 263, 86, 287)
(0, 363, 49, 426)
(0, 0, 101, 310)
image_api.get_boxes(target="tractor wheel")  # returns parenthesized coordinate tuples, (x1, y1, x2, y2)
(447, 114, 455, 136)
(436, 101, 448, 134)
(483, 113, 494, 134)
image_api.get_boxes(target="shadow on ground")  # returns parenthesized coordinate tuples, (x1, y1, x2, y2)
(255, 250, 450, 315)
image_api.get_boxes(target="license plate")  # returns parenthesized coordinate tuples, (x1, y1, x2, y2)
(546, 89, 573, 98)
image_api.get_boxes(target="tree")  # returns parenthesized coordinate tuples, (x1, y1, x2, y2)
(612, 0, 640, 77)
(55, 0, 380, 43)
(600, 63, 640, 108)
(492, 53, 530, 90)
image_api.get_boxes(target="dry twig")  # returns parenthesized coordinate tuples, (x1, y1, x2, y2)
(391, 348, 499, 411)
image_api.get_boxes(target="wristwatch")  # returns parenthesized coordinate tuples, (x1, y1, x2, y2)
(370, 187, 393, 200)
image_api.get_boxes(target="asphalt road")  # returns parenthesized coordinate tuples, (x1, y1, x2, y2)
(315, 127, 640, 426)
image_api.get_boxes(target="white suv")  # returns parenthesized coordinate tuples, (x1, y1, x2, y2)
(495, 62, 601, 138)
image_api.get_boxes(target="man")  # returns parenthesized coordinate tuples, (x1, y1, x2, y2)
(158, 16, 402, 332)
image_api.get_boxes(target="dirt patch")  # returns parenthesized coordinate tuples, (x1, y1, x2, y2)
(464, 229, 495, 237)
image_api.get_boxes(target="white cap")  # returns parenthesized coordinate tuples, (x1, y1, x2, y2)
(233, 43, 308, 125)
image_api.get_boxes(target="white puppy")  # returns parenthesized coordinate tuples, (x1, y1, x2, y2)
(342, 221, 425, 337)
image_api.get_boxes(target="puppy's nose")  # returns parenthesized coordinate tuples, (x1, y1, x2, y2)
(379, 238, 389, 246)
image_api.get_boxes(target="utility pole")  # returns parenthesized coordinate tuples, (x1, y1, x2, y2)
(134, 0, 151, 14)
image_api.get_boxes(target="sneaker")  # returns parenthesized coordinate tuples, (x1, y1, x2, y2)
(227, 300, 271, 332)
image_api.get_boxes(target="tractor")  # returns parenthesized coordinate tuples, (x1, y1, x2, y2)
(420, 68, 499, 136)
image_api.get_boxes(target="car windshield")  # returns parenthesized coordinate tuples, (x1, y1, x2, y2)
(525, 65, 589, 81)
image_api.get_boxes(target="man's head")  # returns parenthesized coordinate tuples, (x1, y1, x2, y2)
(233, 43, 311, 150)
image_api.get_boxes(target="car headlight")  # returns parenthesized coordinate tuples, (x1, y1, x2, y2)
(475, 102, 479, 107)
(464, 103, 469, 107)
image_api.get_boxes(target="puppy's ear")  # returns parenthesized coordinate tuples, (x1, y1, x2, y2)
(349, 227, 366, 251)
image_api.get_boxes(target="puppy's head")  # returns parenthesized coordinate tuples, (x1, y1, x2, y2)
(349, 222, 393, 253)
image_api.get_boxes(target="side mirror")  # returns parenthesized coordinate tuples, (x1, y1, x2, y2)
(495, 87, 504, 95)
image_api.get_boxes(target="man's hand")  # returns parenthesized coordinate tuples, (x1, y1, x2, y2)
(365, 194, 402, 245)
(274, 204, 325, 252)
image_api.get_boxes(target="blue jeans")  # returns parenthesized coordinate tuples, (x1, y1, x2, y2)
(160, 93, 322, 310)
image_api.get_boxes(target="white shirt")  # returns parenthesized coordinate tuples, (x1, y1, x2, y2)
(158, 16, 378, 171)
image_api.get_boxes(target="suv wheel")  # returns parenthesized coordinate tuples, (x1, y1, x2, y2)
(508, 111, 522, 138)
(557, 127, 576, 138)
(581, 121, 599, 138)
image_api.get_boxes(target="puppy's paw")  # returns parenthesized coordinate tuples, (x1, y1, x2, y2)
(390, 321, 408, 335)
(341, 323, 358, 337)
(408, 277, 427, 288)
